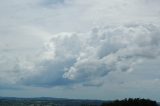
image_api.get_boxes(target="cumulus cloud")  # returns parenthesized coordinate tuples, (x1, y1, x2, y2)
(1, 24, 159, 87)
(63, 24, 160, 82)
(0, 0, 160, 88)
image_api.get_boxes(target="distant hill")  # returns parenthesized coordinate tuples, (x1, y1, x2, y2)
(0, 97, 159, 106)
(0, 97, 105, 106)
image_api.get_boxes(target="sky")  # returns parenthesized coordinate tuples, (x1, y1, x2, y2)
(0, 0, 160, 101)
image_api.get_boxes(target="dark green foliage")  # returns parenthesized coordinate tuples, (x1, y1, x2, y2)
(101, 98, 158, 106)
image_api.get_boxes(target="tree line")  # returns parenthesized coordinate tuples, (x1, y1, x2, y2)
(101, 98, 158, 106)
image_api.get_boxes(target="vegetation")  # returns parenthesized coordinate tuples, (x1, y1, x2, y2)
(101, 98, 158, 106)
(0, 97, 159, 106)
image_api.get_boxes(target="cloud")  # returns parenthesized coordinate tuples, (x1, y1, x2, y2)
(63, 24, 160, 83)
(39, 0, 66, 8)
(0, 0, 160, 89)
(0, 24, 159, 87)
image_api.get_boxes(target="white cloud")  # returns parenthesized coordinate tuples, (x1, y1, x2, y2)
(0, 0, 160, 89)
(63, 24, 160, 83)
(1, 24, 160, 87)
